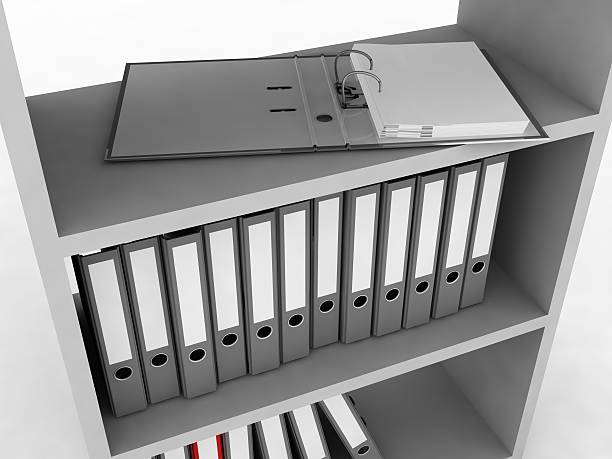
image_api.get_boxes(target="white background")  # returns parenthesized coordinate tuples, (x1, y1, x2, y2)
(2, 1, 611, 457)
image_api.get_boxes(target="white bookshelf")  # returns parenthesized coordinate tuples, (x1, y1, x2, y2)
(1, 1, 611, 458)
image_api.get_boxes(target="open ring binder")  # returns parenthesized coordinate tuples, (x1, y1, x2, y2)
(340, 71, 382, 109)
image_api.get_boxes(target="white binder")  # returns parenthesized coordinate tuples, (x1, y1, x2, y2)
(160, 446, 189, 459)
(194, 436, 222, 458)
(319, 394, 382, 459)
(223, 425, 254, 459)
(255, 415, 293, 459)
(286, 405, 330, 459)
(311, 193, 343, 348)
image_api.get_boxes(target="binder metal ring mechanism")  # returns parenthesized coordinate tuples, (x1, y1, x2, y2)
(105, 42, 547, 161)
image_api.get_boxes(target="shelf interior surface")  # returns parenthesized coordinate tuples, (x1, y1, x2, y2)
(77, 262, 546, 457)
(26, 25, 596, 245)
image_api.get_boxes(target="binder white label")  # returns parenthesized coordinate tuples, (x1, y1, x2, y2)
(248, 221, 275, 323)
(446, 171, 478, 268)
(129, 247, 168, 351)
(323, 395, 367, 448)
(88, 260, 132, 365)
(261, 416, 289, 459)
(351, 193, 377, 292)
(415, 180, 445, 278)
(163, 447, 187, 459)
(317, 198, 340, 297)
(283, 210, 307, 311)
(384, 186, 412, 285)
(293, 406, 326, 459)
(197, 437, 218, 457)
(228, 426, 250, 458)
(209, 228, 240, 330)
(472, 161, 505, 258)
(172, 243, 207, 346)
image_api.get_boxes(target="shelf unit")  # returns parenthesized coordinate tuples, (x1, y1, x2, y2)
(1, 1, 611, 459)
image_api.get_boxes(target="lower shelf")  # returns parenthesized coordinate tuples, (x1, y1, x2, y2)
(323, 364, 510, 459)
(80, 262, 546, 458)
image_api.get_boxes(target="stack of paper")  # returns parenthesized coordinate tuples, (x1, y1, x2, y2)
(351, 42, 530, 140)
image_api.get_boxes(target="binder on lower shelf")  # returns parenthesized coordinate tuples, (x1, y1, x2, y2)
(72, 249, 147, 417)
(193, 436, 223, 459)
(318, 394, 382, 459)
(403, 171, 448, 328)
(461, 154, 509, 308)
(255, 415, 293, 459)
(311, 193, 343, 348)
(239, 212, 281, 375)
(432, 163, 481, 318)
(162, 232, 217, 398)
(223, 425, 254, 459)
(372, 178, 415, 336)
(286, 404, 331, 459)
(157, 446, 190, 459)
(340, 185, 381, 343)
(120, 237, 181, 404)
(203, 220, 248, 383)
(277, 201, 311, 363)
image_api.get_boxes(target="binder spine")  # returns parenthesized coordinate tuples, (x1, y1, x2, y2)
(239, 212, 281, 375)
(461, 154, 509, 308)
(255, 416, 293, 459)
(340, 185, 381, 343)
(162, 233, 217, 398)
(311, 193, 343, 348)
(120, 237, 181, 404)
(223, 425, 254, 459)
(372, 178, 415, 336)
(403, 171, 448, 328)
(203, 220, 248, 383)
(432, 163, 480, 319)
(278, 201, 312, 363)
(285, 405, 331, 459)
(74, 249, 147, 417)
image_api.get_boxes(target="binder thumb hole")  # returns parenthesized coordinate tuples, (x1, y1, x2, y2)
(151, 353, 168, 367)
(288, 314, 304, 327)
(472, 261, 485, 273)
(415, 281, 430, 294)
(189, 348, 206, 362)
(446, 271, 460, 284)
(114, 366, 133, 381)
(353, 295, 368, 308)
(357, 445, 370, 455)
(319, 300, 335, 313)
(385, 288, 400, 302)
(256, 325, 273, 339)
(221, 333, 238, 347)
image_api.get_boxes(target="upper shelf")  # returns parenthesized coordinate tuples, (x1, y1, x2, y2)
(27, 25, 598, 256)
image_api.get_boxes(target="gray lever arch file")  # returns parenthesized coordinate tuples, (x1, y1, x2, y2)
(372, 177, 415, 336)
(285, 405, 331, 459)
(340, 185, 381, 343)
(254, 415, 293, 459)
(162, 232, 217, 398)
(403, 170, 448, 328)
(239, 211, 281, 375)
(311, 193, 343, 348)
(277, 201, 312, 363)
(432, 163, 481, 319)
(203, 219, 248, 382)
(461, 154, 509, 308)
(105, 47, 546, 161)
(73, 249, 147, 417)
(318, 394, 383, 459)
(223, 425, 255, 459)
(120, 237, 181, 404)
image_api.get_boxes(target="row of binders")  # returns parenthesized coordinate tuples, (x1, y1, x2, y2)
(74, 153, 508, 417)
(152, 394, 381, 459)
